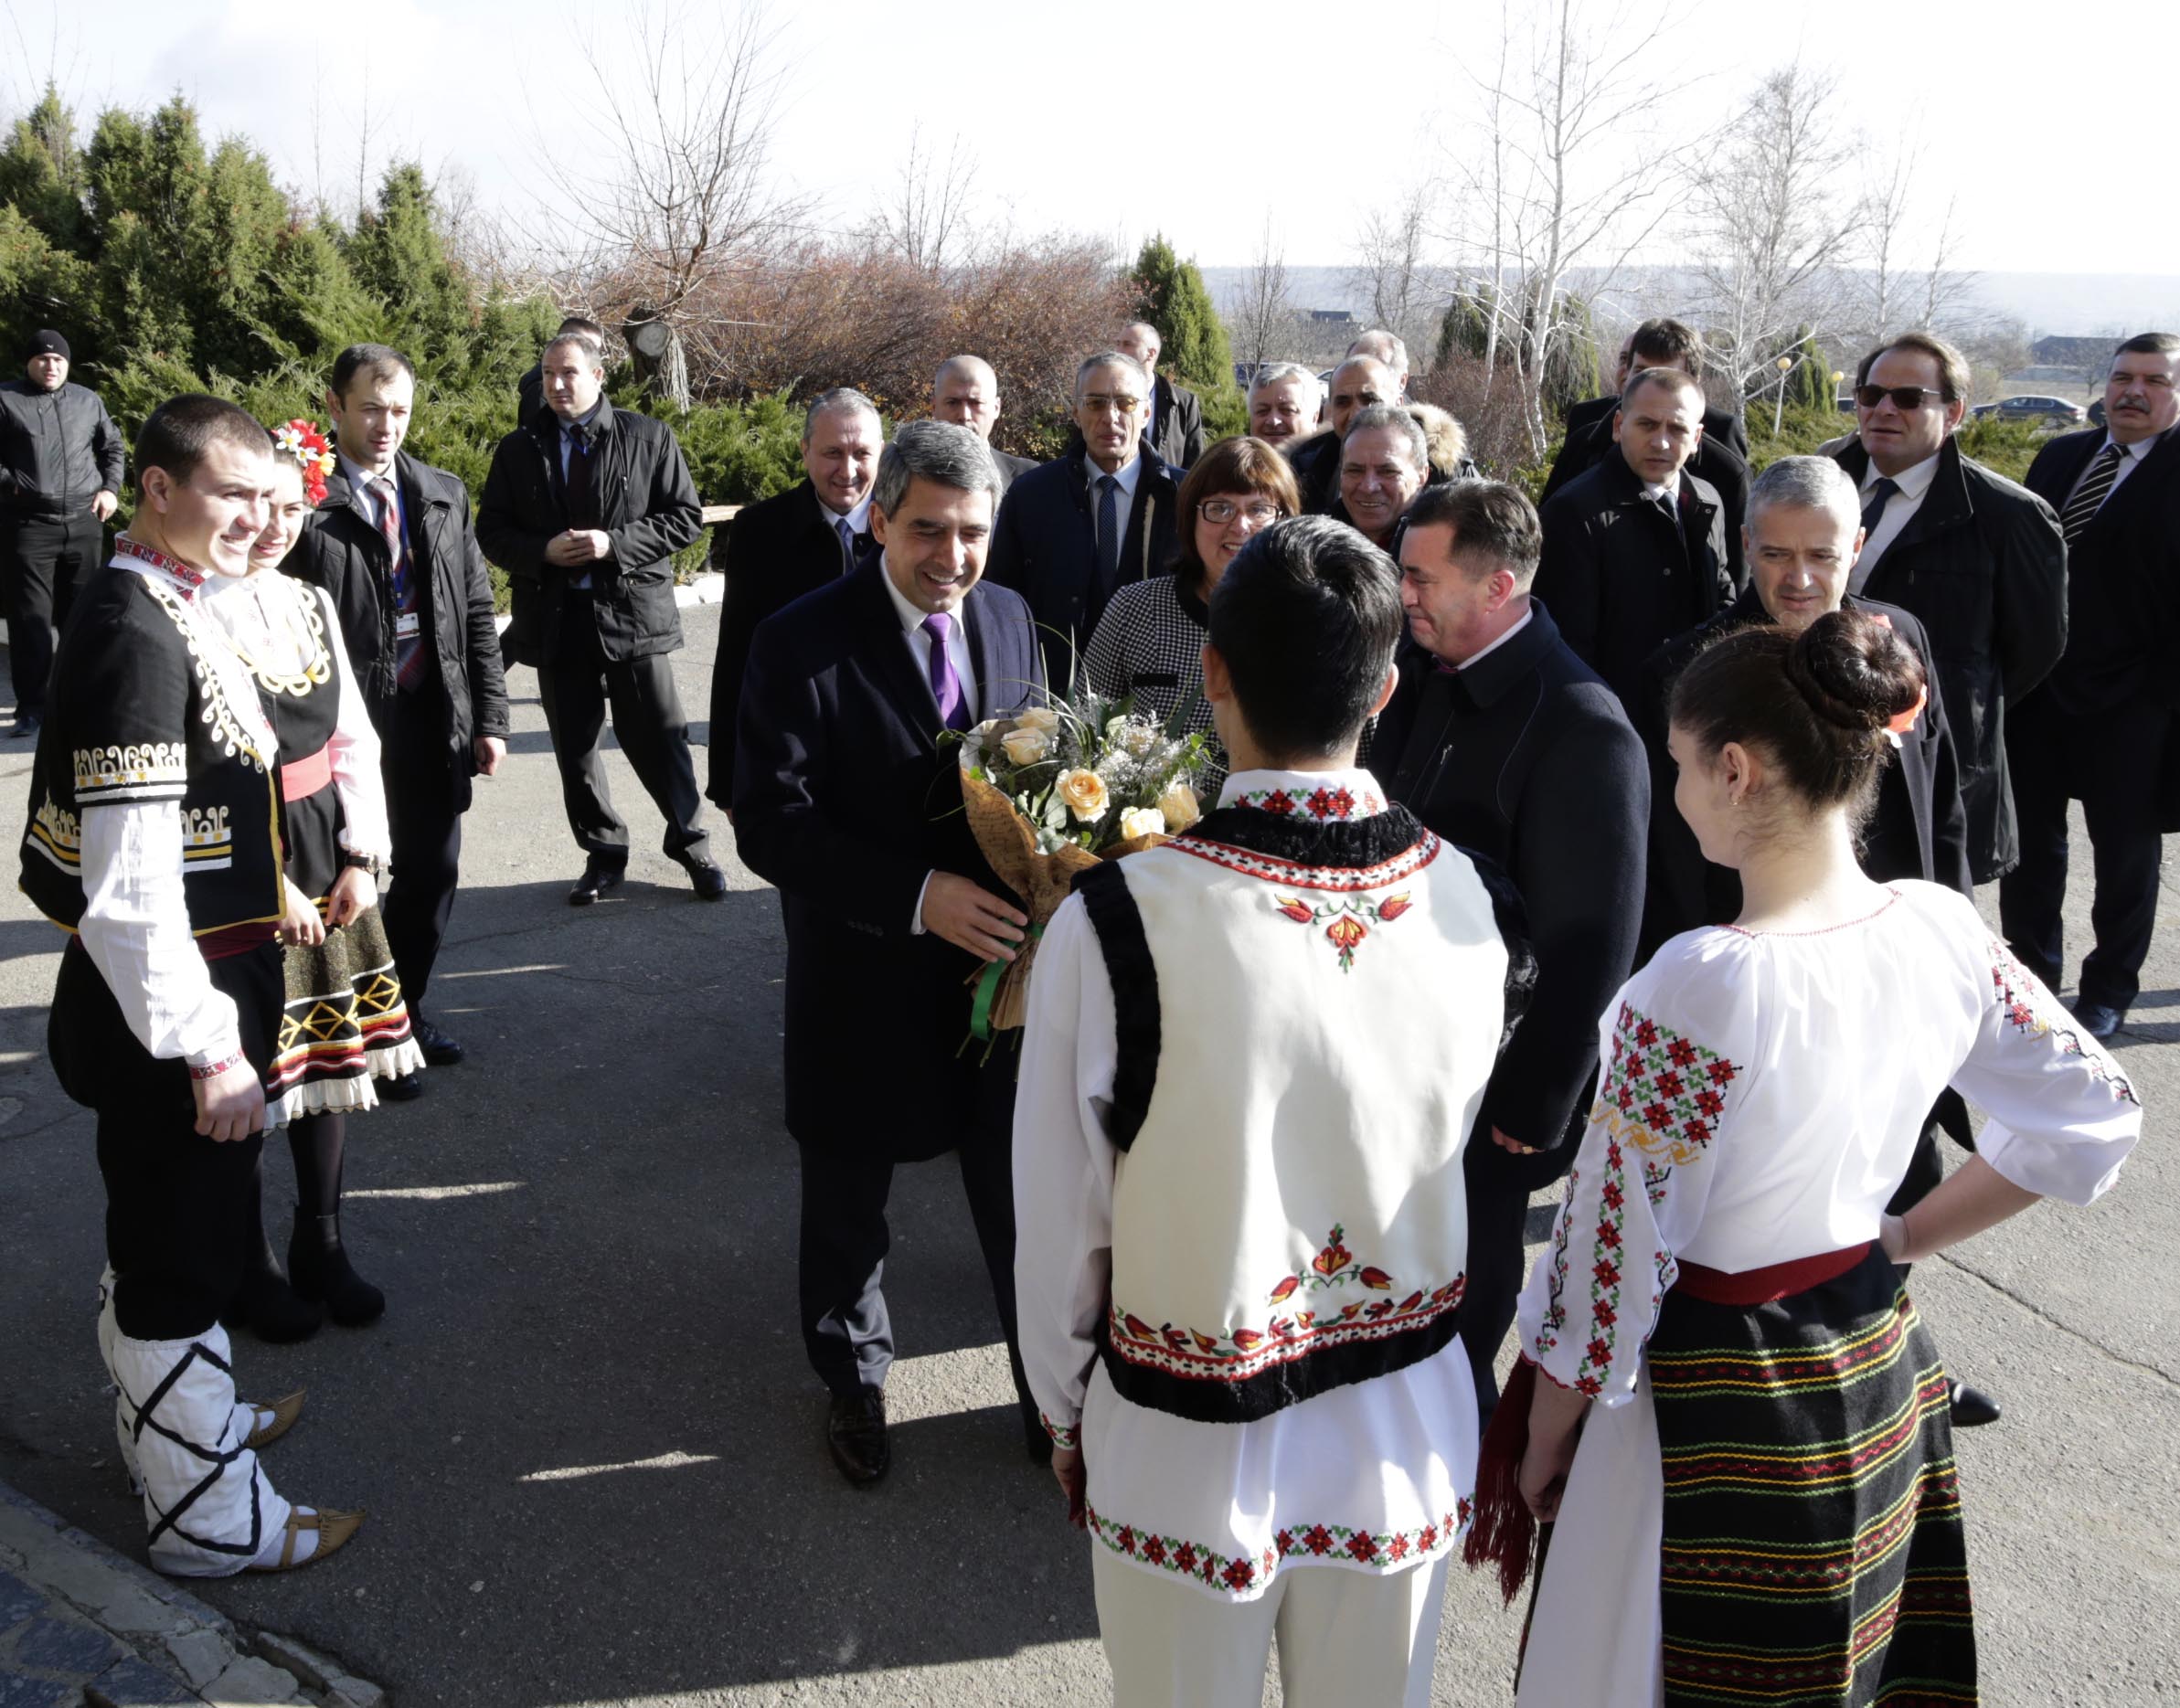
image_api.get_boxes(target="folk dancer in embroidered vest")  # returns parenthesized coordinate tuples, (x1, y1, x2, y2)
(19, 397, 365, 1575)
(196, 420, 424, 1343)
(1016, 515, 1533, 1706)
(1475, 613, 2139, 1707)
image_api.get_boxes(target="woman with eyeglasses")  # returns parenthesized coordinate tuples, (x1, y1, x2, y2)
(1079, 436, 1299, 793)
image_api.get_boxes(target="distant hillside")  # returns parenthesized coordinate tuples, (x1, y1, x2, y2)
(1202, 266, 2180, 341)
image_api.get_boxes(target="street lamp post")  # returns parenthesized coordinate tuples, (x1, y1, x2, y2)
(1832, 369, 1845, 415)
(1773, 354, 1795, 440)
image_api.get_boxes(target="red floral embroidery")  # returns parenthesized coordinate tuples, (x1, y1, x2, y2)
(1595, 1001, 1743, 1164)
(1271, 890, 1413, 971)
(1039, 1412, 1079, 1450)
(1110, 1224, 1464, 1385)
(1261, 790, 1296, 814)
(1086, 1505, 1462, 1600)
(1988, 939, 2139, 1106)
(1171, 830, 1440, 893)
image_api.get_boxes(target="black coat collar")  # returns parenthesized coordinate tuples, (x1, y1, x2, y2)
(1593, 448, 1719, 518)
(1441, 598, 1567, 709)
(1832, 434, 1973, 546)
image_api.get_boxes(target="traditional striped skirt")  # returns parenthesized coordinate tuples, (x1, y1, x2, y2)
(1648, 1243, 1974, 1705)
(263, 902, 424, 1125)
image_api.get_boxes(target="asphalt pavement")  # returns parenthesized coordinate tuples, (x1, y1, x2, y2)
(1, 602, 2173, 1706)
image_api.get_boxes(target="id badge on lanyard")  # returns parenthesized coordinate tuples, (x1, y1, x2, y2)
(396, 610, 421, 640)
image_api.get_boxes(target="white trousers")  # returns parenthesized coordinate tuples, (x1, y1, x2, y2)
(1092, 1548, 1451, 1708)
(96, 1273, 290, 1577)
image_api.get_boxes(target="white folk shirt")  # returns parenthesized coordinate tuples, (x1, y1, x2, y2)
(1849, 449, 1941, 591)
(1014, 768, 1488, 1603)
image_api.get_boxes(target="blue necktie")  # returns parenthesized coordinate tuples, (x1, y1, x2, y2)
(1096, 474, 1121, 583)
(835, 515, 856, 575)
(1860, 476, 1899, 538)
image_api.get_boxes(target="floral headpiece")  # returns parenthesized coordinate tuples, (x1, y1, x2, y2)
(272, 419, 338, 505)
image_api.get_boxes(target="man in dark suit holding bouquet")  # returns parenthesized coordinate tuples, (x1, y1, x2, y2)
(734, 420, 1047, 1487)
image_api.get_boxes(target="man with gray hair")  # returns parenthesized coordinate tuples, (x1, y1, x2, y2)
(931, 355, 1037, 493)
(1334, 402, 1429, 549)
(1636, 452, 1997, 1428)
(1289, 353, 1399, 513)
(985, 350, 1182, 687)
(707, 387, 886, 808)
(478, 329, 718, 903)
(1347, 328, 1410, 399)
(1248, 361, 1323, 451)
(735, 419, 1047, 1488)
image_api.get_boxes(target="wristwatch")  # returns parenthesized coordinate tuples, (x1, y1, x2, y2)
(340, 850, 388, 882)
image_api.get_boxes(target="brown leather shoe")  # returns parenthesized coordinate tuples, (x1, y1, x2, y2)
(826, 1389, 889, 1486)
(248, 1506, 365, 1572)
(243, 1391, 306, 1450)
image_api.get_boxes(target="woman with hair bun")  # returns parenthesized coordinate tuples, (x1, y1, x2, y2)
(1471, 610, 2143, 1705)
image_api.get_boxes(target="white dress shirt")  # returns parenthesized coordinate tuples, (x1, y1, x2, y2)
(1849, 448, 1941, 590)
(821, 491, 874, 568)
(2067, 430, 2164, 508)
(1452, 602, 1535, 671)
(882, 565, 980, 934)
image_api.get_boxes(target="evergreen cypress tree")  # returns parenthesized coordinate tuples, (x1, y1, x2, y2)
(1125, 234, 1245, 440)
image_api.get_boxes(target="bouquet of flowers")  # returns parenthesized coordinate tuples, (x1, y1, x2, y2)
(952, 689, 1211, 1040)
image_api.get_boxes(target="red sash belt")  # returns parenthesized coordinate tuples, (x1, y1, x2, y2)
(198, 921, 280, 960)
(281, 746, 333, 801)
(1674, 1241, 1871, 1306)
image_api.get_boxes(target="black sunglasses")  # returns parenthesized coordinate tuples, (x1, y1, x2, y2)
(1855, 384, 1948, 410)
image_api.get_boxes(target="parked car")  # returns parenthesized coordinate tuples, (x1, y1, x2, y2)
(1970, 395, 2087, 425)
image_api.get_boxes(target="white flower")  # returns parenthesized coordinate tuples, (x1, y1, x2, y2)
(1017, 705, 1061, 735)
(1000, 727, 1052, 765)
(1121, 722, 1157, 758)
(1119, 806, 1165, 841)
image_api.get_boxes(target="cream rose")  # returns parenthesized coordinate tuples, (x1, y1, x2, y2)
(1016, 705, 1061, 735)
(1056, 768, 1111, 822)
(1119, 806, 1165, 841)
(1155, 779, 1202, 833)
(1000, 727, 1052, 765)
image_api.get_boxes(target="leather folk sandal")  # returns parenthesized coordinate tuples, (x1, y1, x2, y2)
(248, 1506, 366, 1574)
(243, 1391, 306, 1450)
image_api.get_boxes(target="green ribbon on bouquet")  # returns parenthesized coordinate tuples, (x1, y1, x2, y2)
(969, 920, 1047, 1041)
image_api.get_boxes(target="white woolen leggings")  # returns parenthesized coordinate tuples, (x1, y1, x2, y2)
(1091, 1548, 1451, 1708)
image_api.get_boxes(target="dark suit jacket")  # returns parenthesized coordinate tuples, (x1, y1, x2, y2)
(1144, 376, 1207, 469)
(731, 565, 1046, 1158)
(2024, 424, 2180, 829)
(1831, 436, 2066, 881)
(1542, 398, 1750, 579)
(1535, 452, 1735, 708)
(476, 399, 702, 667)
(706, 480, 877, 806)
(984, 441, 1183, 689)
(284, 455, 510, 811)
(1633, 589, 1973, 957)
(1374, 599, 1648, 1183)
(994, 449, 1038, 494)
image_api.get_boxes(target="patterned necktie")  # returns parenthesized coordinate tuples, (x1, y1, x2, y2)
(2060, 443, 2126, 546)
(563, 423, 595, 528)
(1096, 474, 1122, 583)
(835, 515, 856, 576)
(1859, 476, 1899, 538)
(922, 611, 969, 729)
(372, 477, 427, 691)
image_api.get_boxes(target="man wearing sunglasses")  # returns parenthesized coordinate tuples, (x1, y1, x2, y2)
(1828, 333, 2066, 889)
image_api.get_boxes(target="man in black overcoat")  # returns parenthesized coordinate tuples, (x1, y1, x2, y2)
(1116, 322, 1207, 469)
(1539, 317, 1749, 580)
(1535, 366, 1736, 709)
(984, 352, 1181, 690)
(1827, 332, 2066, 886)
(287, 344, 508, 1085)
(1375, 480, 1649, 1420)
(477, 329, 722, 905)
(733, 420, 1047, 1487)
(2004, 331, 2180, 1039)
(705, 388, 884, 809)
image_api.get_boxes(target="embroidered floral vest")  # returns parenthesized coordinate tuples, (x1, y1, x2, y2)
(1075, 802, 1531, 1424)
(20, 558, 282, 938)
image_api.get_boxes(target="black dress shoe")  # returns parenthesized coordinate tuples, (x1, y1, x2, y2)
(569, 858, 626, 907)
(675, 849, 728, 901)
(826, 1389, 890, 1486)
(1949, 1379, 2002, 1428)
(11, 713, 39, 738)
(2068, 1001, 2123, 1041)
(378, 1071, 423, 1101)
(410, 1014, 465, 1066)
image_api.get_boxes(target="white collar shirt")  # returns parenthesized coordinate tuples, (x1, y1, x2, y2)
(2070, 429, 2166, 507)
(1085, 451, 1143, 551)
(339, 453, 400, 538)
(1849, 448, 1941, 592)
(1452, 603, 1536, 671)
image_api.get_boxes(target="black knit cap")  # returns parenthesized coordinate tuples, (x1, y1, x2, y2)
(25, 329, 69, 362)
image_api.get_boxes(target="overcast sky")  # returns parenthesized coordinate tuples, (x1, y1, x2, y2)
(9, 0, 2172, 281)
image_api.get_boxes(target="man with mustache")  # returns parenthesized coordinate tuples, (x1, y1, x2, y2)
(2005, 332, 2180, 1040)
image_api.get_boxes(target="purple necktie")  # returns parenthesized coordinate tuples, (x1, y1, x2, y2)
(922, 611, 969, 730)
